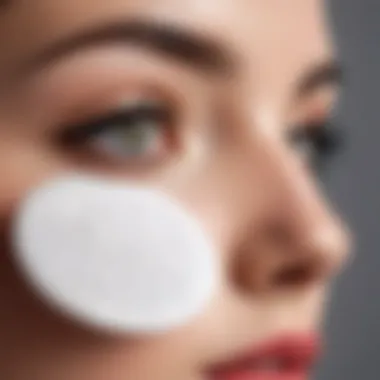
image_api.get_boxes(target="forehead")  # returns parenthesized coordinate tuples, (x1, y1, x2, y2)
(1, 0, 333, 97)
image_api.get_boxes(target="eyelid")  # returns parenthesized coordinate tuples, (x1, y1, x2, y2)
(18, 44, 213, 141)
(46, 78, 178, 133)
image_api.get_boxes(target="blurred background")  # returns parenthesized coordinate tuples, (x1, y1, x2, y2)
(315, 1, 380, 379)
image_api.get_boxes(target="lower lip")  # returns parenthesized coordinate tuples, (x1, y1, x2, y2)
(210, 368, 309, 380)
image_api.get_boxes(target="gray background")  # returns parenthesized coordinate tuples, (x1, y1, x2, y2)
(316, 1, 380, 380)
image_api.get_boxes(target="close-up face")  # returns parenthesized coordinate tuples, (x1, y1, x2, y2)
(0, 1, 351, 380)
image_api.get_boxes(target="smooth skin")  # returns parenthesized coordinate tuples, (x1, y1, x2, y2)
(0, 1, 350, 380)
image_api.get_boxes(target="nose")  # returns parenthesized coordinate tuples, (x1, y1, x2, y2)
(232, 132, 351, 293)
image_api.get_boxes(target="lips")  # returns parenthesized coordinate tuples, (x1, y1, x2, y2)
(207, 334, 320, 380)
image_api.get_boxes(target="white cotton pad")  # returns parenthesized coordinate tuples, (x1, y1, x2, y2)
(12, 176, 218, 334)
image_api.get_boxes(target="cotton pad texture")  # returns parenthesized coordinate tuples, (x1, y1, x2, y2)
(12, 176, 218, 334)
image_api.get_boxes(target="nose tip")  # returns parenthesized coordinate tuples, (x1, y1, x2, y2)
(312, 221, 352, 275)
(233, 216, 352, 293)
(274, 221, 351, 288)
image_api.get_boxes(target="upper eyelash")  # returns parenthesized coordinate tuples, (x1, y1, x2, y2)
(290, 122, 344, 157)
(306, 122, 344, 157)
(56, 103, 172, 147)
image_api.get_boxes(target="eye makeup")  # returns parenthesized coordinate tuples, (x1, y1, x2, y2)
(52, 99, 175, 166)
(289, 120, 345, 176)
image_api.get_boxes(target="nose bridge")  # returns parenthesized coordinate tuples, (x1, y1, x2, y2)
(264, 131, 348, 264)
(264, 139, 326, 236)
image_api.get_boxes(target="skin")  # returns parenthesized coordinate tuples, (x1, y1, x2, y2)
(0, 0, 351, 379)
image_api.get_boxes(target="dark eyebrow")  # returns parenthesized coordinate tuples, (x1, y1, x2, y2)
(297, 61, 344, 97)
(18, 19, 236, 79)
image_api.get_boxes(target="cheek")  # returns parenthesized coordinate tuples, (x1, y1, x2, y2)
(0, 138, 68, 216)
(0, 139, 65, 319)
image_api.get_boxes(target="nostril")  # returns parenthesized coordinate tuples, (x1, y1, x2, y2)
(274, 265, 314, 287)
(272, 258, 322, 288)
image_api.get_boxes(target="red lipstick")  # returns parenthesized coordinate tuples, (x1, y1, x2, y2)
(208, 334, 320, 380)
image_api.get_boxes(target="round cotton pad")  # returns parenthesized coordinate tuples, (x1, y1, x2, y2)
(12, 176, 218, 334)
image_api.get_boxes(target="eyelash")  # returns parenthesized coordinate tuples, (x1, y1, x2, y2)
(57, 103, 172, 147)
(290, 121, 344, 171)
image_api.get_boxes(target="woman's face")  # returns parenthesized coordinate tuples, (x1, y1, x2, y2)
(0, 0, 350, 379)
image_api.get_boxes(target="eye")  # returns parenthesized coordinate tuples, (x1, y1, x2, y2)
(57, 100, 174, 164)
(288, 121, 344, 176)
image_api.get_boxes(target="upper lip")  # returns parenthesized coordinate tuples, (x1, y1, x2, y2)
(207, 333, 321, 375)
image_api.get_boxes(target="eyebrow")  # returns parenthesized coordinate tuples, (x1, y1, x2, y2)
(297, 62, 344, 97)
(18, 19, 236, 79)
